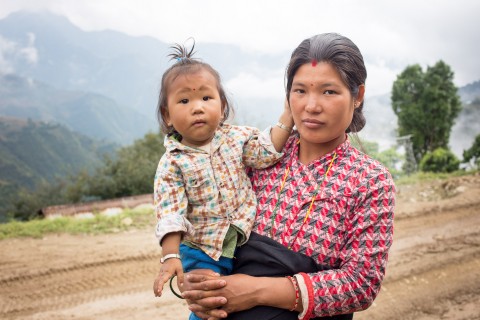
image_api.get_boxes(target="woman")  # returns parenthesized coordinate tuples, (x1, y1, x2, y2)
(181, 32, 396, 320)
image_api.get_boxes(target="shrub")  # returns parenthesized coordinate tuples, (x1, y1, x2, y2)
(419, 148, 460, 173)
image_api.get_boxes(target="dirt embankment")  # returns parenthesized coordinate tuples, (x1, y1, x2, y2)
(1, 174, 479, 320)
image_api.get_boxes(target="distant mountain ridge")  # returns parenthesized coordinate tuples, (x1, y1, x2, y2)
(0, 10, 168, 117)
(0, 74, 156, 144)
(0, 10, 479, 155)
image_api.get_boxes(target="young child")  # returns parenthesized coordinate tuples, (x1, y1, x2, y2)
(152, 41, 293, 308)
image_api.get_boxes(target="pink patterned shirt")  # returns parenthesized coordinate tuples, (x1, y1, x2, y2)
(249, 133, 395, 318)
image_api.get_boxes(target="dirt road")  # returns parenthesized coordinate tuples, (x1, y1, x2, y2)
(1, 174, 479, 320)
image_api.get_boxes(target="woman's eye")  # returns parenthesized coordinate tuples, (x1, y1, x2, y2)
(293, 89, 305, 94)
(324, 90, 336, 95)
(179, 99, 189, 104)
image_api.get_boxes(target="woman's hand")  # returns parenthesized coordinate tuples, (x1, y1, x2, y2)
(282, 98, 294, 128)
(183, 270, 262, 318)
(182, 269, 228, 319)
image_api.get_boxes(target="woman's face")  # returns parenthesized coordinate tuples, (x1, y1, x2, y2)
(289, 61, 363, 157)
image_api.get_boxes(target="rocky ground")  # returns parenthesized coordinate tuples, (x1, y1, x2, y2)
(1, 174, 479, 320)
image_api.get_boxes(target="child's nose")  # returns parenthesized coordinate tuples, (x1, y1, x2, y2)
(191, 100, 204, 113)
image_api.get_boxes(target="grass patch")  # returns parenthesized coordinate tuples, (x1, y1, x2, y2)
(394, 170, 478, 185)
(0, 207, 155, 240)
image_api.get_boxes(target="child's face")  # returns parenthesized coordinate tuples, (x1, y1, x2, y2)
(165, 69, 224, 147)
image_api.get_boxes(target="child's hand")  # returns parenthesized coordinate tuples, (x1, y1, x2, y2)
(153, 257, 184, 297)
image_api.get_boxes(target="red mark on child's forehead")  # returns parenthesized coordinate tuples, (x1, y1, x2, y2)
(311, 59, 318, 67)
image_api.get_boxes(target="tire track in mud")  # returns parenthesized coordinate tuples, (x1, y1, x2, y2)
(0, 252, 161, 319)
(357, 192, 480, 320)
(2, 175, 480, 320)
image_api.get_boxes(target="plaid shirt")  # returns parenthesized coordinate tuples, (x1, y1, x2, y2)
(250, 133, 395, 318)
(154, 124, 283, 261)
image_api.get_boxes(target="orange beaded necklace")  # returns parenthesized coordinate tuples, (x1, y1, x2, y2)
(270, 149, 337, 248)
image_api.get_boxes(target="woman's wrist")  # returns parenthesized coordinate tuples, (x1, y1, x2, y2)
(278, 112, 294, 130)
(255, 276, 303, 312)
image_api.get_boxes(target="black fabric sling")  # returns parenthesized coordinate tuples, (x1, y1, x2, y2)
(228, 232, 353, 320)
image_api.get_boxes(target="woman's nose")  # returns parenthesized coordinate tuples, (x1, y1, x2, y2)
(305, 94, 321, 113)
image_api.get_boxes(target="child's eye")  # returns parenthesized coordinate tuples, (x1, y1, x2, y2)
(179, 99, 189, 104)
(203, 96, 211, 101)
(324, 90, 336, 95)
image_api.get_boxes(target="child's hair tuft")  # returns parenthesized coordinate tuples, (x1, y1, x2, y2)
(168, 39, 197, 64)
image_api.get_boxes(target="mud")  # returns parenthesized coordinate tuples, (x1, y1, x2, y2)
(1, 174, 479, 320)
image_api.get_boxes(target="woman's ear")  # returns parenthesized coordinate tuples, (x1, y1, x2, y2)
(354, 85, 365, 108)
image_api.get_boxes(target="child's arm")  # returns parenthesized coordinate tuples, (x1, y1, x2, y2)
(270, 99, 294, 152)
(153, 232, 183, 297)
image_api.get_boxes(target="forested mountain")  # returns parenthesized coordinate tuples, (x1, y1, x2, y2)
(0, 116, 115, 221)
(0, 10, 479, 216)
(0, 74, 156, 144)
(2, 10, 477, 155)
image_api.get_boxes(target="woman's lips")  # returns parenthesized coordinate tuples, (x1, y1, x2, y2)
(302, 118, 325, 129)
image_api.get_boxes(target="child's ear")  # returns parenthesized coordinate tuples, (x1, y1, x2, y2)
(220, 103, 226, 120)
(162, 106, 171, 126)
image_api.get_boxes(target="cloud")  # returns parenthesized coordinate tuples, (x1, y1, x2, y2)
(225, 69, 285, 100)
(0, 32, 38, 74)
(1, 0, 479, 90)
(19, 32, 38, 65)
(0, 35, 16, 74)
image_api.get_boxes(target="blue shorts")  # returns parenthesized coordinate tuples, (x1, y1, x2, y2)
(179, 244, 233, 320)
(179, 243, 233, 275)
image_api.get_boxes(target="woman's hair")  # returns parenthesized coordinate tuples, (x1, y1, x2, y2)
(156, 40, 233, 134)
(285, 33, 367, 133)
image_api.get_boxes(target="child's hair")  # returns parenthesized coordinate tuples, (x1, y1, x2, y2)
(285, 33, 367, 133)
(156, 40, 233, 134)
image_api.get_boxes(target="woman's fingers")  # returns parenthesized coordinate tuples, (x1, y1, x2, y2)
(183, 269, 225, 292)
(182, 288, 227, 303)
(188, 303, 228, 319)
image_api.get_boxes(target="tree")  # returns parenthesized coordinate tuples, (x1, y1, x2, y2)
(391, 61, 462, 162)
(8, 131, 166, 221)
(463, 134, 480, 168)
(86, 131, 166, 199)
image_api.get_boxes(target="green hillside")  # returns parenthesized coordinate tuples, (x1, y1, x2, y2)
(0, 116, 116, 221)
(0, 74, 157, 145)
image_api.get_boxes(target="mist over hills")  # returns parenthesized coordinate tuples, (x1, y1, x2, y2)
(0, 10, 479, 156)
(0, 74, 156, 144)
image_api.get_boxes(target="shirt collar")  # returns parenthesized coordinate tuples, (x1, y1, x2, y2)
(290, 132, 351, 163)
(164, 124, 229, 153)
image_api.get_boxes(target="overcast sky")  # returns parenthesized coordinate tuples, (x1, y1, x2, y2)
(1, 0, 479, 97)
